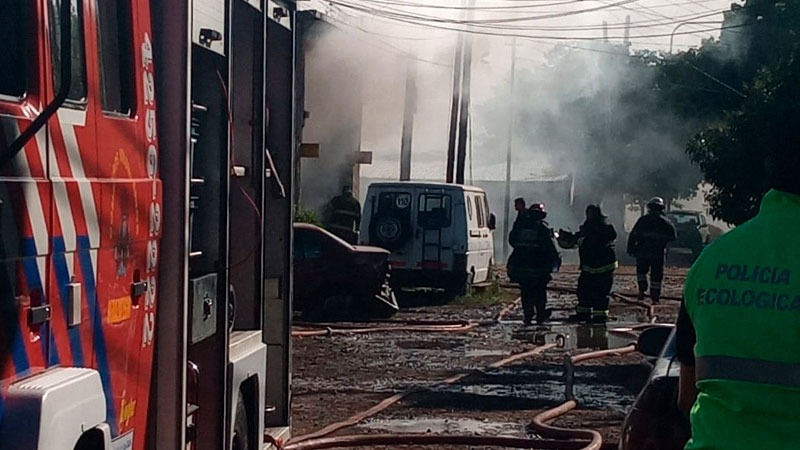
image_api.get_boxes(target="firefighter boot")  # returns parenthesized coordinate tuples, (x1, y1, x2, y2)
(566, 307, 591, 323)
(651, 282, 662, 305)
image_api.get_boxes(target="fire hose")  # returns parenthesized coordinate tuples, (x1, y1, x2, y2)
(292, 298, 522, 337)
(277, 299, 642, 450)
(283, 343, 558, 446)
(270, 343, 639, 450)
(529, 344, 638, 450)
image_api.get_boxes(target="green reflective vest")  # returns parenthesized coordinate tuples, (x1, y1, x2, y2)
(684, 189, 800, 450)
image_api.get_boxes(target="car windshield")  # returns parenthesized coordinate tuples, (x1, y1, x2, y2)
(667, 213, 699, 225)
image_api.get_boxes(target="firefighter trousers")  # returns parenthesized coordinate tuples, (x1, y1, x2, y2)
(636, 254, 664, 301)
(576, 271, 614, 321)
(519, 276, 549, 322)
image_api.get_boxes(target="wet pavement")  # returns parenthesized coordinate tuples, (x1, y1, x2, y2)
(291, 265, 686, 447)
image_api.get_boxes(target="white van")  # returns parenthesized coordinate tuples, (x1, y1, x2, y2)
(359, 182, 496, 295)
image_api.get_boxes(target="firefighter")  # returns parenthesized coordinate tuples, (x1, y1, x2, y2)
(627, 196, 676, 303)
(325, 185, 362, 244)
(514, 197, 526, 219)
(675, 107, 800, 449)
(507, 203, 560, 325)
(558, 204, 618, 324)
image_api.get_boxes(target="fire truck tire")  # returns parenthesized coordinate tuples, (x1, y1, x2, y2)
(73, 428, 104, 450)
(232, 396, 249, 450)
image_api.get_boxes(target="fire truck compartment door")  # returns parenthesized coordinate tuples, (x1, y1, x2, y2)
(0, 367, 109, 450)
(190, 274, 218, 344)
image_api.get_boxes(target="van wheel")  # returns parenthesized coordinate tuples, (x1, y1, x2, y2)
(454, 272, 474, 297)
(232, 396, 249, 450)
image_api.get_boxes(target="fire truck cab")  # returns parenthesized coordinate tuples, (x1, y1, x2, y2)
(0, 1, 296, 449)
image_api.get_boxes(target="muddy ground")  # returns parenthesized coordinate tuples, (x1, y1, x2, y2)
(291, 265, 686, 449)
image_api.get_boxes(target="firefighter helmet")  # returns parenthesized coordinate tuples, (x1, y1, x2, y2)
(529, 202, 547, 218)
(647, 196, 666, 210)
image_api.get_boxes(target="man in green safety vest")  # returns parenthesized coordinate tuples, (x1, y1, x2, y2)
(325, 185, 362, 244)
(675, 103, 800, 447)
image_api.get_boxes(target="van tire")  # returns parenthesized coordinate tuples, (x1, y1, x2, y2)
(453, 271, 474, 297)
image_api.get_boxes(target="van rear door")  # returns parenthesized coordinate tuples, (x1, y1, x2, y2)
(415, 188, 454, 272)
(365, 189, 414, 267)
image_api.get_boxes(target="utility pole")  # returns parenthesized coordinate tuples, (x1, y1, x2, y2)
(399, 54, 417, 181)
(446, 35, 465, 183)
(502, 36, 517, 260)
(455, 0, 475, 185)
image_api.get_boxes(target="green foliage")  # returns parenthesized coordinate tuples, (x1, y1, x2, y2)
(673, 0, 800, 224)
(294, 205, 323, 226)
(453, 280, 517, 307)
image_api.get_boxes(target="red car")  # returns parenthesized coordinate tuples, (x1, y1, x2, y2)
(620, 326, 691, 450)
(293, 223, 399, 319)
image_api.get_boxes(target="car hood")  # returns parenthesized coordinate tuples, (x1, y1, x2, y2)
(352, 245, 391, 255)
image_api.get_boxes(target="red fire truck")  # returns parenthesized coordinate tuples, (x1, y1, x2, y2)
(0, 1, 296, 449)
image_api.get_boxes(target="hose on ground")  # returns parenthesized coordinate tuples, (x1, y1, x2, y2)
(282, 434, 589, 450)
(293, 298, 521, 337)
(291, 322, 478, 337)
(287, 343, 557, 444)
(530, 344, 639, 450)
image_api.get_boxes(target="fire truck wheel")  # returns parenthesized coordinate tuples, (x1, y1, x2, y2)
(232, 396, 249, 450)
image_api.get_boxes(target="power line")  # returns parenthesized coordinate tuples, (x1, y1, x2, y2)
(327, 1, 755, 42)
(330, 0, 644, 25)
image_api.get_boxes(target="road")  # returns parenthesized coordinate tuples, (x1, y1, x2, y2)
(291, 265, 686, 449)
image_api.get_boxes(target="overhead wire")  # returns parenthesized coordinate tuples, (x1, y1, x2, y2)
(327, 1, 756, 42)
(328, 0, 644, 25)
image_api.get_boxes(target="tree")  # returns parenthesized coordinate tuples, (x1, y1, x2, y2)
(687, 47, 800, 224)
(673, 0, 800, 224)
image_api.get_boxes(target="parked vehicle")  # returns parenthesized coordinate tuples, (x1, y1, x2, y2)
(0, 1, 295, 449)
(666, 210, 711, 260)
(294, 223, 399, 319)
(359, 182, 496, 296)
(620, 326, 690, 450)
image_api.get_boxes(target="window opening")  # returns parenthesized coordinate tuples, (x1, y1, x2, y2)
(418, 194, 452, 229)
(475, 197, 485, 228)
(96, 0, 135, 114)
(0, 0, 28, 98)
(50, 0, 87, 103)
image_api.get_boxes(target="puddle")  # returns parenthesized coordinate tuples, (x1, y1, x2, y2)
(511, 323, 639, 350)
(359, 417, 524, 436)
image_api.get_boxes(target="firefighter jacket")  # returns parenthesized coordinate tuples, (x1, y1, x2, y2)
(682, 189, 800, 450)
(326, 194, 362, 232)
(507, 212, 559, 282)
(627, 212, 677, 258)
(561, 219, 618, 273)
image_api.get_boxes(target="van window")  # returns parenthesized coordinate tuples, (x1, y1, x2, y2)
(96, 0, 135, 114)
(418, 194, 451, 229)
(482, 195, 491, 225)
(0, 0, 28, 98)
(475, 196, 485, 228)
(466, 196, 473, 222)
(50, 0, 87, 103)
